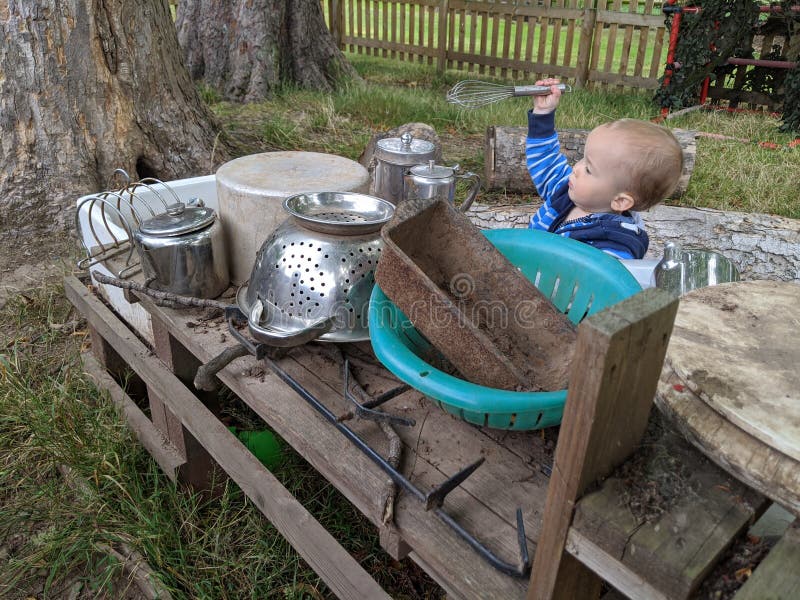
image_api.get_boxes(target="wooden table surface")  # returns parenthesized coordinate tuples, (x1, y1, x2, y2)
(118, 285, 763, 599)
(657, 280, 800, 517)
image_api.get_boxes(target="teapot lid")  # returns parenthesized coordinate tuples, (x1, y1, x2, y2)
(409, 161, 453, 179)
(375, 132, 437, 165)
(139, 202, 216, 237)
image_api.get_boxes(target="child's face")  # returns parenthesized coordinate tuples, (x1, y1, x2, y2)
(567, 125, 632, 213)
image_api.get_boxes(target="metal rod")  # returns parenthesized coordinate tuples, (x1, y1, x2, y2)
(259, 353, 531, 577)
(425, 457, 485, 510)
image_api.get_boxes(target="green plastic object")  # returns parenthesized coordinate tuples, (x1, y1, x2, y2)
(228, 426, 284, 469)
(368, 229, 642, 431)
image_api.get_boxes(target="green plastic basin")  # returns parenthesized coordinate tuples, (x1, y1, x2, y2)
(368, 229, 642, 430)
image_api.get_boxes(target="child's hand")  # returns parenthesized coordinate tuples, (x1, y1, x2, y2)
(532, 78, 562, 115)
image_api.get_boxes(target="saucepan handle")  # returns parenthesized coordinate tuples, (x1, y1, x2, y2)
(247, 298, 335, 347)
(456, 171, 482, 213)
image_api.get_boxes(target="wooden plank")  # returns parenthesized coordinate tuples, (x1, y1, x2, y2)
(572, 424, 766, 598)
(602, 0, 623, 80)
(381, 0, 388, 57)
(348, 0, 356, 52)
(596, 9, 663, 27)
(536, 1, 550, 74)
(427, 3, 435, 65)
(648, 23, 665, 79)
(657, 369, 800, 517)
(563, 0, 578, 70)
(82, 351, 186, 482)
(500, 12, 511, 78)
(735, 521, 800, 599)
(438, 0, 450, 72)
(64, 276, 390, 600)
(478, 7, 488, 74)
(565, 529, 670, 600)
(512, 13, 524, 79)
(398, 0, 406, 61)
(550, 0, 563, 69)
(526, 288, 679, 600)
(576, 8, 597, 88)
(132, 294, 533, 598)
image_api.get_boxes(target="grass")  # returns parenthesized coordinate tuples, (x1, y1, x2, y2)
(214, 52, 799, 218)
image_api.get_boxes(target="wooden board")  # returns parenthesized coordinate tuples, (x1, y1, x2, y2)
(79, 268, 777, 598)
(657, 370, 800, 517)
(666, 281, 800, 464)
(734, 520, 800, 599)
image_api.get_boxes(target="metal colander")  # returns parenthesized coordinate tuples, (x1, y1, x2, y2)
(238, 192, 394, 343)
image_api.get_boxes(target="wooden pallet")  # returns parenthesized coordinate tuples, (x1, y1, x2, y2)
(66, 274, 798, 599)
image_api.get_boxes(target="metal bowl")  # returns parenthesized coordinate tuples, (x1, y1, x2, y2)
(283, 192, 395, 235)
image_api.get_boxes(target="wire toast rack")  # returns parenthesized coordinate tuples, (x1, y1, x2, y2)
(75, 169, 183, 279)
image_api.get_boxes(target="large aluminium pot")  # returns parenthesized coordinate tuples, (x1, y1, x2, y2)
(236, 192, 395, 346)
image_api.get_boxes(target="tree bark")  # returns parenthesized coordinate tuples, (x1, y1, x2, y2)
(176, 0, 359, 103)
(0, 0, 231, 238)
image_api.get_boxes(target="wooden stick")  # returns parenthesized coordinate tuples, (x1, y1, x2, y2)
(194, 344, 251, 391)
(92, 272, 229, 310)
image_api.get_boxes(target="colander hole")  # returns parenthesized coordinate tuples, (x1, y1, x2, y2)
(324, 254, 329, 258)
(343, 288, 349, 294)
(377, 248, 382, 252)
(341, 258, 346, 262)
(345, 278, 350, 283)
(315, 264, 319, 268)
(320, 282, 325, 287)
(282, 258, 287, 262)
(282, 245, 286, 249)
(310, 277, 314, 281)
(358, 263, 363, 268)
(291, 292, 295, 297)
(275, 264, 279, 268)
(348, 308, 354, 313)
(299, 241, 304, 245)
(349, 252, 354, 256)
(317, 247, 321, 251)
(320, 293, 325, 297)
(300, 279, 305, 284)
(368, 247, 372, 251)
(306, 296, 311, 301)
(299, 301, 303, 305)
(368, 260, 372, 264)
(291, 254, 295, 258)
(358, 248, 363, 253)
(310, 286, 315, 291)
(350, 269, 355, 274)
(361, 274, 366, 278)
(290, 242, 295, 246)
(315, 302, 320, 306)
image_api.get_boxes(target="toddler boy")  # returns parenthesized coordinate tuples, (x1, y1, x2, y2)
(527, 78, 683, 259)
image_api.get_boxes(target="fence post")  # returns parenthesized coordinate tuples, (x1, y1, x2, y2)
(331, 0, 344, 49)
(436, 0, 450, 74)
(575, 7, 597, 89)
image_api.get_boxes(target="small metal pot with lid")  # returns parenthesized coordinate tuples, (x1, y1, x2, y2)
(404, 160, 481, 212)
(133, 200, 229, 299)
(374, 132, 438, 205)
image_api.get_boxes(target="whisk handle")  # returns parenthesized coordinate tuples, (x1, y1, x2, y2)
(512, 83, 572, 97)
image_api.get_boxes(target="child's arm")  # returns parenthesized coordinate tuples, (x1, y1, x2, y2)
(526, 111, 571, 203)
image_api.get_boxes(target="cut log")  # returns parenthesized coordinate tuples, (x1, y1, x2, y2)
(484, 126, 697, 199)
(465, 203, 800, 283)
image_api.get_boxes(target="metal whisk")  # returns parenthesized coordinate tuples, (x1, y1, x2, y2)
(446, 80, 572, 109)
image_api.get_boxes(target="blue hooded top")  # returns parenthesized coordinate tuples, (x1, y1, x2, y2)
(526, 110, 649, 260)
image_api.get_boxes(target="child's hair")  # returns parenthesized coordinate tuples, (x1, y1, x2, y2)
(601, 119, 684, 210)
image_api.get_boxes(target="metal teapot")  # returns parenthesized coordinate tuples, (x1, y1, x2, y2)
(133, 200, 229, 299)
(403, 160, 481, 212)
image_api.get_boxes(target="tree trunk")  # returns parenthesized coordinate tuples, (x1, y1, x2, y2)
(466, 202, 800, 282)
(176, 0, 359, 102)
(0, 0, 231, 238)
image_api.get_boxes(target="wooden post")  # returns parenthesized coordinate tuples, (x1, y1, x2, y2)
(527, 287, 679, 600)
(436, 0, 450, 73)
(330, 0, 342, 48)
(148, 313, 224, 497)
(575, 7, 597, 89)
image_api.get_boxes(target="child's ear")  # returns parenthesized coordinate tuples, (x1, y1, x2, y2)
(611, 193, 635, 213)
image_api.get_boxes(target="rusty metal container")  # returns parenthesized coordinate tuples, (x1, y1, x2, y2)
(374, 198, 577, 391)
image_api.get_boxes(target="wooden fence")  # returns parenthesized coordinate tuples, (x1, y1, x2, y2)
(323, 0, 669, 89)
